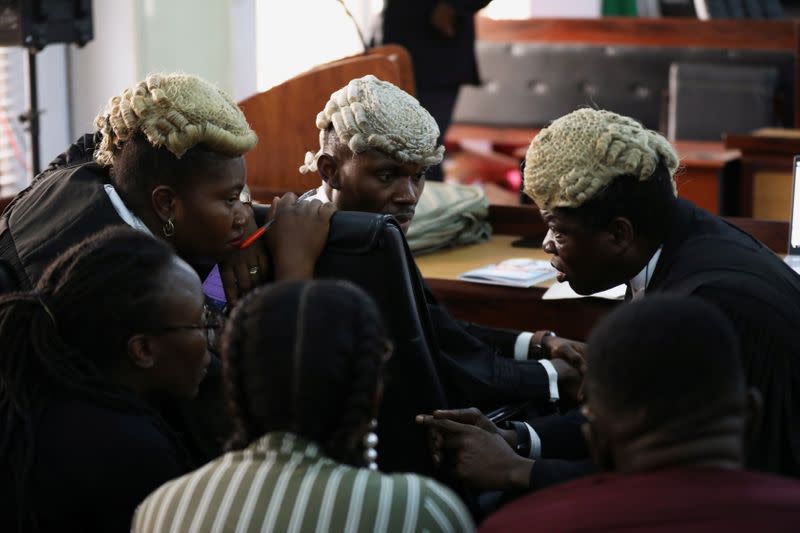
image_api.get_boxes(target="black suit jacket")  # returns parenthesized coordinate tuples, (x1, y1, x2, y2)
(423, 284, 553, 410)
(525, 199, 800, 484)
(0, 135, 231, 465)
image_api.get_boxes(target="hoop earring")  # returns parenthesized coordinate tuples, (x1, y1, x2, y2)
(162, 217, 175, 237)
(363, 418, 378, 470)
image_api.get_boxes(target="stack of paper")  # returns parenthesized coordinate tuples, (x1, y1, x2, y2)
(542, 282, 626, 300)
(459, 258, 557, 288)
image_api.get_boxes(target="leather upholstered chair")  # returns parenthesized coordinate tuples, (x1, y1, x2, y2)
(315, 211, 448, 477)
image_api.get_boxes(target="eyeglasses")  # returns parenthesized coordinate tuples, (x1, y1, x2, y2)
(150, 321, 222, 343)
(151, 323, 222, 335)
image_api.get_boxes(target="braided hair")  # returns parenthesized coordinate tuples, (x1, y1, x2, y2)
(222, 280, 390, 467)
(0, 226, 181, 532)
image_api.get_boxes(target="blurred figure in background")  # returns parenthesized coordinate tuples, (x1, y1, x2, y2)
(380, 0, 492, 180)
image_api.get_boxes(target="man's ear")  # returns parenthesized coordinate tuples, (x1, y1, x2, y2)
(581, 405, 616, 472)
(744, 387, 763, 452)
(607, 217, 635, 250)
(128, 335, 157, 369)
(151, 185, 177, 224)
(316, 154, 341, 190)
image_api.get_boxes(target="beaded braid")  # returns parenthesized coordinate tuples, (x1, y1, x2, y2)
(323, 295, 387, 467)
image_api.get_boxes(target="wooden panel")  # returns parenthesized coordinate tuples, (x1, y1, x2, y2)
(488, 204, 545, 238)
(366, 45, 416, 96)
(425, 278, 616, 341)
(475, 17, 797, 51)
(753, 171, 793, 221)
(310, 45, 417, 96)
(725, 133, 800, 216)
(725, 217, 789, 253)
(239, 55, 404, 195)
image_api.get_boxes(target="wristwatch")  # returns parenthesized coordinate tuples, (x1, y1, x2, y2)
(500, 420, 531, 457)
(532, 330, 556, 357)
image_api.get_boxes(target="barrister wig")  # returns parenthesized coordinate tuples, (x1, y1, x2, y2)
(93, 72, 257, 166)
(299, 75, 444, 174)
(523, 108, 680, 210)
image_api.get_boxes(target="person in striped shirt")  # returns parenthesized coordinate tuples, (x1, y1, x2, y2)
(133, 279, 474, 532)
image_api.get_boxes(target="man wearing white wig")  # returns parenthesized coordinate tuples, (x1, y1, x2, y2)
(418, 108, 800, 495)
(300, 75, 589, 475)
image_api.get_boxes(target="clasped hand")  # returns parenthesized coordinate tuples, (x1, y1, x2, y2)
(220, 194, 335, 305)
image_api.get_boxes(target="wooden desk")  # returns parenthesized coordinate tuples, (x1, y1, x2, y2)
(446, 124, 741, 215)
(416, 206, 788, 340)
(416, 236, 618, 340)
(725, 131, 800, 219)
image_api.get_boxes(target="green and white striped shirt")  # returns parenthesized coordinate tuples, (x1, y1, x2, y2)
(132, 432, 474, 533)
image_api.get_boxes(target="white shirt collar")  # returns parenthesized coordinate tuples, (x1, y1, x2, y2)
(628, 246, 663, 301)
(103, 184, 154, 236)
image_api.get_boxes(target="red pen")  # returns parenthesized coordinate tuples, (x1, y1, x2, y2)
(239, 219, 275, 249)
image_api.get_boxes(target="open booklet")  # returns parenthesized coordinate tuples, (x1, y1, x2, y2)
(458, 258, 557, 288)
(542, 281, 626, 300)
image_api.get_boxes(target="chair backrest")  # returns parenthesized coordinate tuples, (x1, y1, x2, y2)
(316, 211, 447, 476)
(311, 45, 416, 97)
(453, 42, 793, 132)
(667, 62, 778, 141)
(239, 53, 409, 201)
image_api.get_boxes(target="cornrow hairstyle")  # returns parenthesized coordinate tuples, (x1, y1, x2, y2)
(222, 280, 390, 467)
(0, 226, 186, 532)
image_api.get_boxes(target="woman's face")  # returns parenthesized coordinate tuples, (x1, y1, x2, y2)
(171, 155, 251, 262)
(146, 257, 212, 399)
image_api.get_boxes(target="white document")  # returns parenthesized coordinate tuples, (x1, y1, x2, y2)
(784, 255, 800, 275)
(458, 258, 557, 288)
(542, 281, 626, 301)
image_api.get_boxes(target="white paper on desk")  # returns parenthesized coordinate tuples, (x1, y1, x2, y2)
(542, 282, 626, 300)
(458, 258, 557, 288)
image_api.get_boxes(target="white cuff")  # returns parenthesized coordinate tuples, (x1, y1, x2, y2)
(524, 423, 543, 459)
(538, 359, 560, 402)
(514, 331, 534, 361)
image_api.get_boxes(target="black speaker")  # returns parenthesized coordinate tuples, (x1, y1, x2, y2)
(0, 0, 92, 49)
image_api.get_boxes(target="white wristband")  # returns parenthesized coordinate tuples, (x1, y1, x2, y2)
(537, 359, 560, 402)
(514, 331, 534, 361)
(524, 423, 543, 459)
